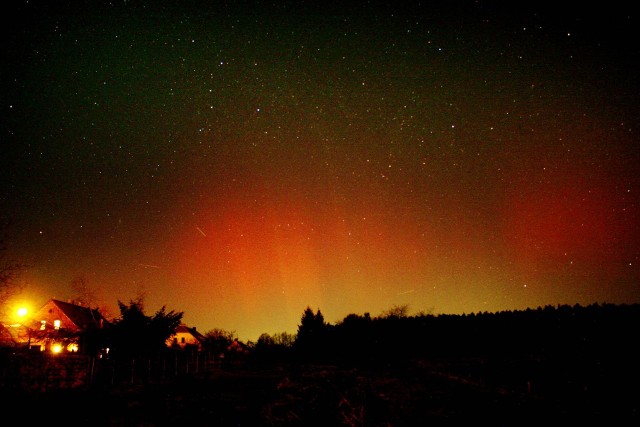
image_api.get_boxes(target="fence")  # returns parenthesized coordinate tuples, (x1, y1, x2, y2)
(0, 347, 228, 392)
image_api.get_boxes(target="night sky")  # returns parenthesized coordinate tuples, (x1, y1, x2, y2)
(2, 0, 639, 341)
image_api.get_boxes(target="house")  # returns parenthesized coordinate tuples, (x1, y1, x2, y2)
(23, 299, 108, 353)
(166, 323, 205, 350)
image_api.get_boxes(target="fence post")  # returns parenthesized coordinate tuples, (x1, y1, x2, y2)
(89, 356, 95, 386)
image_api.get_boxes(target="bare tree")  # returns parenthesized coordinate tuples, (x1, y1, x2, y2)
(203, 328, 237, 355)
(379, 304, 410, 319)
(70, 274, 114, 320)
(70, 274, 97, 307)
(0, 218, 26, 318)
(0, 252, 23, 306)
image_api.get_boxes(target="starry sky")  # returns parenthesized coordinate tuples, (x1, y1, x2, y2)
(2, 0, 639, 341)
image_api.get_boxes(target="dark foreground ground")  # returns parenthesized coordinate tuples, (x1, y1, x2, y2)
(4, 356, 638, 426)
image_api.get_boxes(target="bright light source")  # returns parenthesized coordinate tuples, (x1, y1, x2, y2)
(17, 307, 28, 317)
(51, 343, 63, 354)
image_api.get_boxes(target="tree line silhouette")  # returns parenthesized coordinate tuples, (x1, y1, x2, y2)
(253, 303, 640, 367)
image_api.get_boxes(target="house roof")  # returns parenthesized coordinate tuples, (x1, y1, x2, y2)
(37, 299, 108, 330)
(174, 324, 205, 342)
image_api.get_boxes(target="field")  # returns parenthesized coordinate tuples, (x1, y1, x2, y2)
(5, 355, 638, 426)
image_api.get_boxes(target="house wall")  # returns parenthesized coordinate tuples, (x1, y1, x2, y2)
(168, 331, 202, 349)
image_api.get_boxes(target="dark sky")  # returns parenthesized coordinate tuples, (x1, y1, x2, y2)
(2, 0, 639, 341)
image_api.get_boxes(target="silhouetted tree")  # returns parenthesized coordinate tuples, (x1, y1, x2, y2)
(272, 331, 296, 347)
(149, 306, 184, 353)
(70, 274, 114, 320)
(297, 307, 323, 342)
(253, 331, 296, 363)
(70, 275, 97, 307)
(256, 332, 275, 347)
(294, 306, 329, 360)
(203, 328, 236, 356)
(0, 218, 26, 316)
(379, 304, 409, 319)
(108, 298, 183, 359)
(332, 312, 374, 363)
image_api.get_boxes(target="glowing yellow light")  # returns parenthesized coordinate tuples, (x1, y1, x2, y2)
(51, 343, 63, 354)
(17, 307, 28, 317)
(67, 343, 79, 352)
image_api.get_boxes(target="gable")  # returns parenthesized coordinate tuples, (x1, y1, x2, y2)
(31, 299, 107, 332)
(167, 324, 205, 349)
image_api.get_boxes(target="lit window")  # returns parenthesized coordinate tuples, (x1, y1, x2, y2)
(40, 320, 47, 330)
(54, 320, 61, 329)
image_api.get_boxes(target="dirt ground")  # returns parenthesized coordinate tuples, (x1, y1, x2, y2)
(6, 357, 639, 426)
